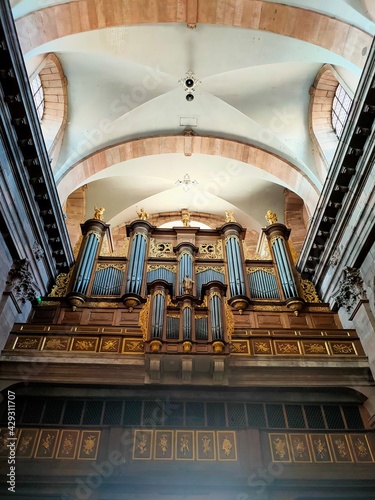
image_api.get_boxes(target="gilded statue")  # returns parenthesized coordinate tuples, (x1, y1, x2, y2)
(93, 206, 105, 221)
(182, 275, 194, 294)
(265, 210, 277, 225)
(225, 210, 236, 222)
(136, 208, 148, 221)
(181, 211, 191, 227)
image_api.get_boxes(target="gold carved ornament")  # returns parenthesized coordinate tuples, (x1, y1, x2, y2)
(178, 249, 192, 261)
(195, 313, 208, 320)
(299, 278, 321, 303)
(139, 295, 151, 341)
(195, 265, 225, 274)
(48, 268, 73, 297)
(149, 238, 174, 258)
(253, 305, 283, 311)
(225, 299, 235, 342)
(197, 295, 208, 308)
(147, 264, 177, 272)
(246, 266, 276, 275)
(198, 240, 223, 259)
(86, 230, 101, 241)
(83, 435, 97, 455)
(96, 263, 126, 272)
(224, 234, 240, 245)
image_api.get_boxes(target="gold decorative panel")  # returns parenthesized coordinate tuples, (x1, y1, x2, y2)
(16, 429, 38, 458)
(230, 340, 250, 355)
(78, 431, 101, 460)
(99, 337, 121, 353)
(123, 338, 145, 354)
(252, 339, 273, 355)
(269, 433, 291, 462)
(217, 431, 237, 461)
(196, 431, 216, 461)
(13, 337, 42, 350)
(133, 430, 153, 460)
(70, 337, 98, 352)
(329, 342, 357, 355)
(42, 337, 70, 351)
(274, 340, 301, 355)
(309, 434, 333, 463)
(154, 430, 174, 460)
(35, 430, 59, 459)
(176, 430, 194, 460)
(56, 430, 79, 459)
(289, 434, 312, 463)
(349, 434, 374, 463)
(329, 434, 353, 462)
(302, 341, 329, 355)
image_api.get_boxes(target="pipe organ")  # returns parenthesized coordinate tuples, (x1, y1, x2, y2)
(55, 214, 321, 351)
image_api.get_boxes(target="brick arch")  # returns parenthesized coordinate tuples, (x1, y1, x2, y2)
(309, 65, 339, 181)
(38, 53, 68, 169)
(16, 1, 371, 67)
(57, 134, 320, 215)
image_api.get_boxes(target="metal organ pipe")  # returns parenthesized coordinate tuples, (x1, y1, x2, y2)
(72, 232, 100, 294)
(226, 236, 246, 296)
(126, 233, 147, 294)
(210, 294, 223, 340)
(272, 238, 298, 298)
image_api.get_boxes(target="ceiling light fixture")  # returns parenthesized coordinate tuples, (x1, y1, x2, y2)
(178, 70, 201, 102)
(175, 174, 198, 192)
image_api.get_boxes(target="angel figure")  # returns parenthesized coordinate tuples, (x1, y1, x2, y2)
(265, 210, 278, 225)
(225, 210, 236, 222)
(93, 206, 105, 221)
(137, 208, 149, 221)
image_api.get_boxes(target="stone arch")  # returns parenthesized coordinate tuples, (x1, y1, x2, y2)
(309, 65, 340, 181)
(16, 1, 371, 68)
(37, 53, 68, 169)
(57, 135, 320, 215)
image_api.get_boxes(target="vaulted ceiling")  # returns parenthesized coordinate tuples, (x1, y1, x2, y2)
(11, 0, 375, 232)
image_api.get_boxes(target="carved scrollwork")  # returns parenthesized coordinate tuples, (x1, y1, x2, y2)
(198, 240, 223, 259)
(224, 299, 235, 342)
(139, 295, 151, 340)
(49, 268, 73, 297)
(149, 238, 174, 258)
(300, 279, 321, 303)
